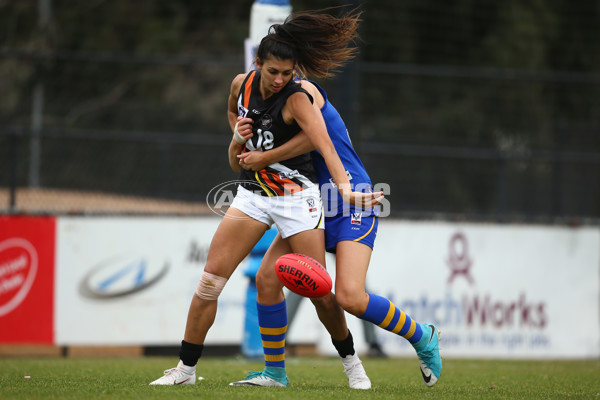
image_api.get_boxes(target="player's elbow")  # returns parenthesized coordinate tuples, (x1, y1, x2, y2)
(229, 160, 241, 172)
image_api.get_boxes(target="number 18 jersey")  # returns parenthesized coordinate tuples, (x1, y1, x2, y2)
(237, 70, 317, 196)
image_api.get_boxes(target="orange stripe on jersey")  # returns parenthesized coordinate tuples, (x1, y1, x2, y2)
(243, 70, 256, 110)
(259, 170, 285, 196)
(254, 171, 276, 196)
(261, 170, 304, 195)
(276, 177, 304, 195)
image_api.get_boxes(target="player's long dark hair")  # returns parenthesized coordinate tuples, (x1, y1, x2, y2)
(255, 7, 362, 79)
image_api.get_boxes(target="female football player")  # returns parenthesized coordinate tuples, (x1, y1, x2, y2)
(237, 77, 442, 387)
(150, 8, 382, 389)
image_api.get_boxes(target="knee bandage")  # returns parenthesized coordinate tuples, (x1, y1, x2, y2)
(195, 271, 228, 300)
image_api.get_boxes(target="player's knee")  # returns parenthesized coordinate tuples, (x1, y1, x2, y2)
(309, 292, 334, 306)
(335, 290, 367, 316)
(195, 271, 228, 301)
(255, 266, 282, 296)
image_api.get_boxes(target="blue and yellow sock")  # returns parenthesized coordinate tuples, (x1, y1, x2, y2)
(257, 300, 287, 369)
(359, 293, 423, 345)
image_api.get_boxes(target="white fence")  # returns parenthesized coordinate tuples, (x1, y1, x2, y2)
(1, 216, 598, 358)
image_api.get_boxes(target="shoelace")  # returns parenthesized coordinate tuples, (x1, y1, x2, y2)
(418, 331, 441, 360)
(344, 361, 364, 375)
(344, 362, 370, 385)
(163, 367, 188, 376)
(418, 346, 436, 358)
(244, 370, 265, 380)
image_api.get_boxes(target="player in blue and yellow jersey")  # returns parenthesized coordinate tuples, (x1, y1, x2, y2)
(238, 79, 442, 388)
(150, 8, 383, 390)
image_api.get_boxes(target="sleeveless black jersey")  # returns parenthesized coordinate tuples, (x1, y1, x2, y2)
(236, 70, 317, 196)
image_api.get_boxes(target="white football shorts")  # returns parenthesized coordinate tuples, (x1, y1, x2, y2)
(230, 185, 324, 239)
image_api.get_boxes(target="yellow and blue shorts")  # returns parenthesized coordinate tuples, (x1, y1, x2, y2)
(324, 212, 378, 253)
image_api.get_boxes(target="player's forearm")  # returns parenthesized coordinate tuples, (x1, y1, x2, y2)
(227, 110, 238, 132)
(228, 140, 244, 172)
(320, 145, 352, 202)
(266, 132, 314, 164)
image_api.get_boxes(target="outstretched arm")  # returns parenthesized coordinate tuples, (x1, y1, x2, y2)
(286, 92, 383, 209)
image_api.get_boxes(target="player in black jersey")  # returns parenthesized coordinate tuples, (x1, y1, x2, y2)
(150, 8, 383, 389)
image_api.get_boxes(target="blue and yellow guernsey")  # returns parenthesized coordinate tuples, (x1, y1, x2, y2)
(309, 81, 377, 217)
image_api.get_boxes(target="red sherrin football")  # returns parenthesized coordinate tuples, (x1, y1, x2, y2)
(275, 253, 332, 298)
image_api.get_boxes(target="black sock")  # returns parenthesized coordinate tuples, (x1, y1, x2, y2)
(179, 340, 204, 367)
(331, 330, 355, 358)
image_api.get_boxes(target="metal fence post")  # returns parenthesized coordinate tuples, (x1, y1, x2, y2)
(9, 131, 18, 213)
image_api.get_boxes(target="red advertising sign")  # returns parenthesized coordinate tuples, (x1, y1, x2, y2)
(0, 216, 55, 344)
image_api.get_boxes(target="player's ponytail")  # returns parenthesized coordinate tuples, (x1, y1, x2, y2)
(255, 7, 362, 79)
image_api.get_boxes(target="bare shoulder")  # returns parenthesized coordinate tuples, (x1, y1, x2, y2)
(298, 79, 318, 97)
(230, 73, 248, 95)
(298, 80, 325, 108)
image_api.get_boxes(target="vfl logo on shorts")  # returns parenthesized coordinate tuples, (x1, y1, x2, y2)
(351, 213, 362, 225)
(306, 198, 318, 213)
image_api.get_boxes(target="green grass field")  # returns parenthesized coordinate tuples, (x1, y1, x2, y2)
(1, 356, 598, 399)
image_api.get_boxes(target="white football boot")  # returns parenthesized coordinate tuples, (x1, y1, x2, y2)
(149, 360, 197, 385)
(341, 353, 372, 390)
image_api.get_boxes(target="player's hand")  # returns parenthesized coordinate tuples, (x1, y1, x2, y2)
(233, 116, 254, 144)
(349, 191, 385, 210)
(238, 150, 270, 171)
